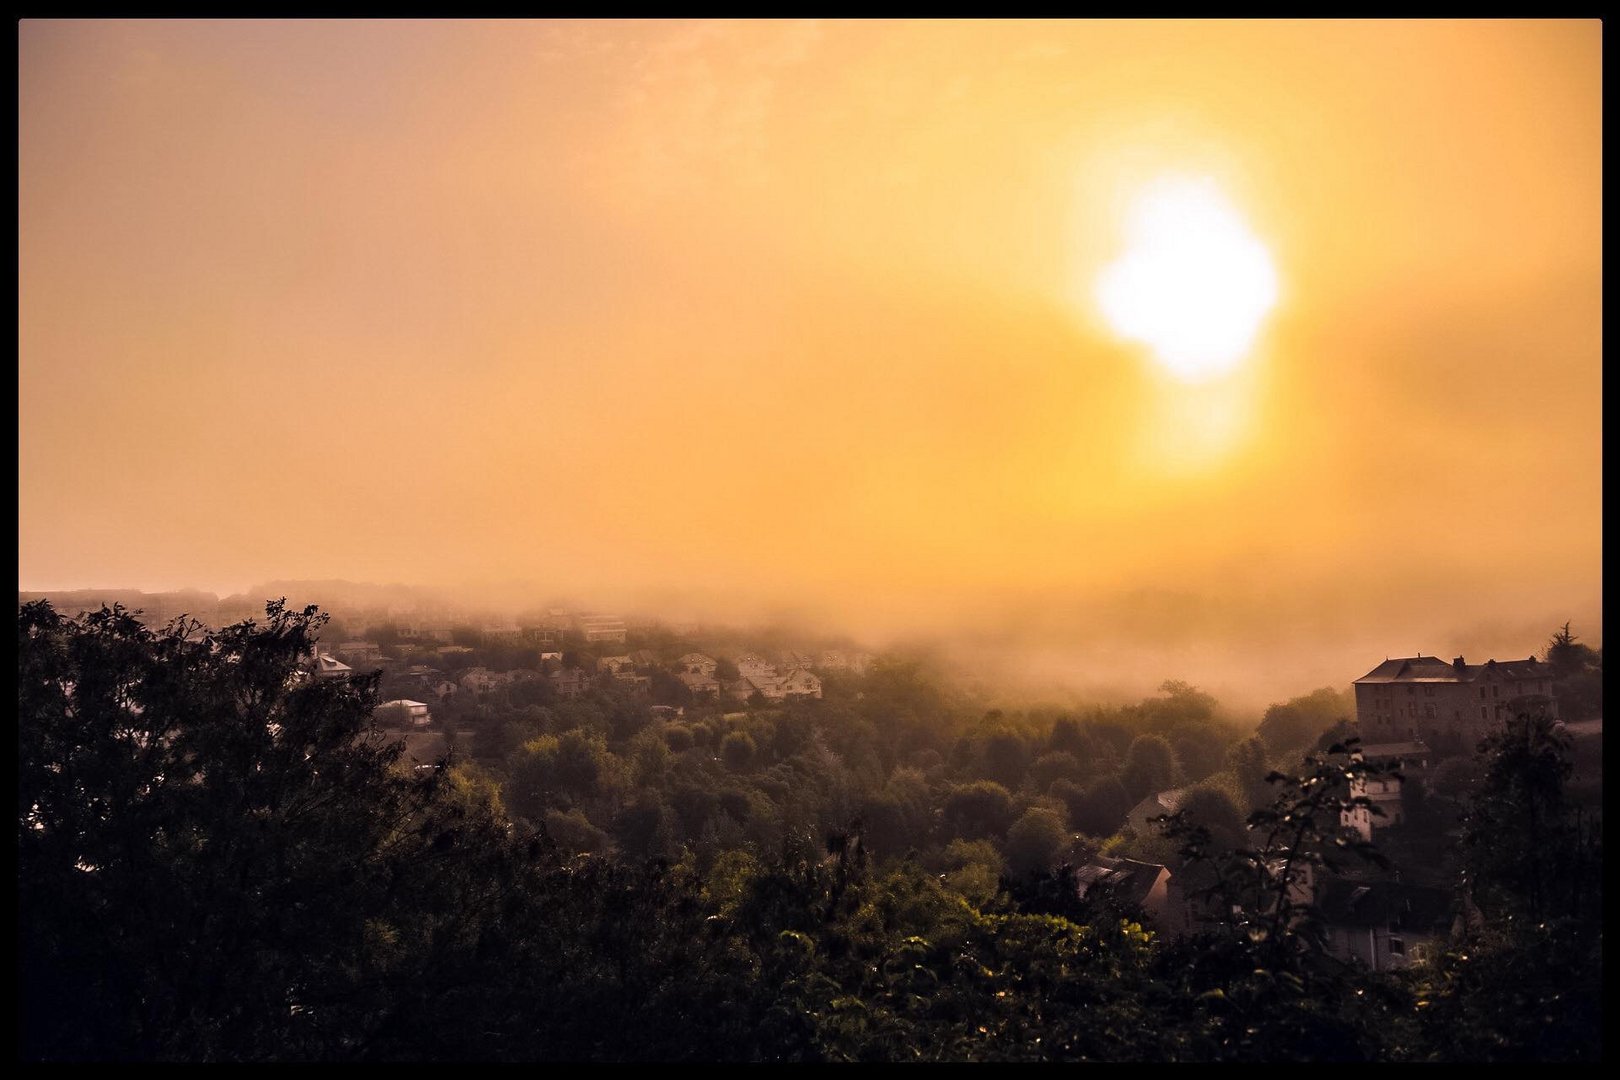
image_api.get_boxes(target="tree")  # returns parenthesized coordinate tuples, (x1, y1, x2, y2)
(1459, 710, 1591, 924)
(1150, 743, 1400, 1060)
(978, 727, 1031, 788)
(1544, 622, 1602, 721)
(1258, 687, 1352, 755)
(1143, 680, 1219, 730)
(1407, 709, 1603, 1062)
(942, 780, 1014, 840)
(1071, 776, 1133, 837)
(1168, 721, 1231, 783)
(1004, 806, 1070, 878)
(1030, 750, 1083, 789)
(1120, 734, 1177, 801)
(18, 600, 527, 1061)
(1175, 783, 1247, 851)
(1225, 734, 1273, 810)
(721, 730, 757, 771)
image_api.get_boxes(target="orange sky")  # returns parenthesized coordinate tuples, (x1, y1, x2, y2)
(18, 20, 1602, 700)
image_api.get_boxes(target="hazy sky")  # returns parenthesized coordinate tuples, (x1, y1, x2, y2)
(19, 20, 1602, 700)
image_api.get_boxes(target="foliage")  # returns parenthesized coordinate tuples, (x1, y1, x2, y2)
(1003, 806, 1070, 878)
(1257, 687, 1353, 755)
(18, 601, 1602, 1062)
(1120, 733, 1177, 801)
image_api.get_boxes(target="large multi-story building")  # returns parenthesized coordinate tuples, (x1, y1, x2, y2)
(576, 614, 627, 644)
(1353, 654, 1556, 744)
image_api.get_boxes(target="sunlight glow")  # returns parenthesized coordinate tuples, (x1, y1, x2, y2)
(1097, 176, 1279, 380)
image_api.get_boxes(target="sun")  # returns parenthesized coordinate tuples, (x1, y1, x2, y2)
(1096, 176, 1278, 381)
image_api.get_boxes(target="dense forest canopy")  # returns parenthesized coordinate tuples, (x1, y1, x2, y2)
(17, 601, 1602, 1061)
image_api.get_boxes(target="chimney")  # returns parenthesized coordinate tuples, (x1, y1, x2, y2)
(1453, 656, 1466, 671)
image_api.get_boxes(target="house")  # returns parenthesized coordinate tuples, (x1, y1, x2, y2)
(1073, 855, 1173, 923)
(335, 641, 383, 665)
(1124, 787, 1190, 837)
(459, 667, 503, 695)
(777, 668, 823, 700)
(649, 705, 684, 721)
(679, 671, 720, 697)
(427, 679, 459, 700)
(677, 653, 718, 677)
(1316, 879, 1455, 971)
(376, 699, 432, 728)
(309, 652, 353, 681)
(1355, 654, 1558, 744)
(736, 655, 778, 682)
(596, 655, 649, 689)
(550, 668, 590, 699)
(1162, 853, 1323, 940)
(724, 678, 768, 703)
(1340, 740, 1431, 841)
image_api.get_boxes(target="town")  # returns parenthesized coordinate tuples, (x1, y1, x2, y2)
(22, 586, 1603, 990)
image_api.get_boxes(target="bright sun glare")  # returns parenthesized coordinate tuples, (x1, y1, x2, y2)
(1096, 176, 1278, 381)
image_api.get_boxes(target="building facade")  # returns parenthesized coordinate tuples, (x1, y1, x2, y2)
(1354, 654, 1556, 745)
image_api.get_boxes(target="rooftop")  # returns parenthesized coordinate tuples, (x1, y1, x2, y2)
(1356, 654, 1545, 685)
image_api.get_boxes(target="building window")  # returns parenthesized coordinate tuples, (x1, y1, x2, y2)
(1388, 936, 1405, 955)
(1481, 707, 1488, 720)
(1480, 688, 1487, 699)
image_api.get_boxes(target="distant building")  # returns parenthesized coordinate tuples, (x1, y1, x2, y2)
(1124, 787, 1190, 836)
(679, 671, 720, 697)
(577, 614, 628, 644)
(736, 655, 778, 682)
(459, 667, 503, 695)
(1074, 855, 1173, 924)
(1316, 879, 1456, 971)
(309, 652, 353, 681)
(677, 653, 718, 677)
(376, 699, 432, 727)
(721, 668, 822, 703)
(335, 641, 383, 665)
(777, 668, 823, 701)
(550, 668, 589, 699)
(1340, 740, 1431, 841)
(1354, 654, 1557, 744)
